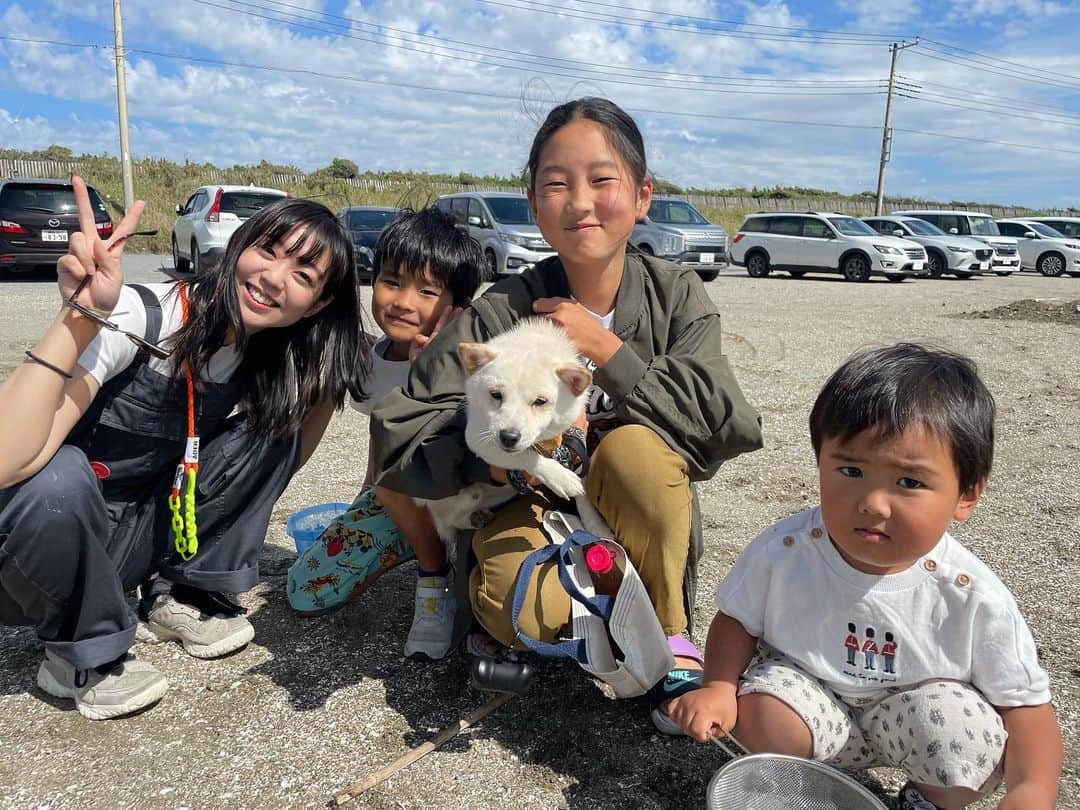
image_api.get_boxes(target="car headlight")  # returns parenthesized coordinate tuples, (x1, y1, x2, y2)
(947, 245, 973, 253)
(660, 233, 685, 254)
(499, 233, 529, 246)
(873, 244, 902, 255)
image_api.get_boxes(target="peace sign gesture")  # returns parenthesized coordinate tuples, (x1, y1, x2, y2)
(56, 176, 145, 315)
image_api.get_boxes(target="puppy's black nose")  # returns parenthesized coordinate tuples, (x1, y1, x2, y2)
(498, 429, 521, 450)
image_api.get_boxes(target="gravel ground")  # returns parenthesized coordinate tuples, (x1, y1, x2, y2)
(0, 259, 1076, 810)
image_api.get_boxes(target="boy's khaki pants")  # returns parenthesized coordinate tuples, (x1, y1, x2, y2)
(469, 424, 693, 647)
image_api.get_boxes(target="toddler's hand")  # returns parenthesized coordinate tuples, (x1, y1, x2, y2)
(409, 304, 465, 361)
(666, 682, 738, 743)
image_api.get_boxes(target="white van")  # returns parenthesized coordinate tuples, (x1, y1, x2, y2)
(436, 192, 554, 276)
(891, 210, 1020, 276)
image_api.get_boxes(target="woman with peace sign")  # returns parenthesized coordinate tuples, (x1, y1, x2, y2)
(0, 177, 368, 719)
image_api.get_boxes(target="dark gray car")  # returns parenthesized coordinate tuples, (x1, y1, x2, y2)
(338, 206, 400, 281)
(0, 178, 113, 273)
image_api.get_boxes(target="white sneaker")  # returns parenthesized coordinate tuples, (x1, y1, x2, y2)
(36, 650, 168, 721)
(144, 591, 254, 659)
(403, 568, 457, 660)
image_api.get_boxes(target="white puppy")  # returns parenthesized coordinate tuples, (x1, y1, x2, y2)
(417, 317, 611, 546)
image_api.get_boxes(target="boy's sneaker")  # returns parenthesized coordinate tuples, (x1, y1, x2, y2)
(141, 586, 254, 659)
(404, 567, 457, 660)
(898, 781, 941, 810)
(36, 649, 168, 721)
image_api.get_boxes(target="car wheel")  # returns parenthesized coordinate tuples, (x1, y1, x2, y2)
(788, 270, 806, 278)
(172, 236, 190, 273)
(1037, 252, 1065, 277)
(926, 250, 946, 279)
(191, 239, 201, 275)
(994, 271, 1010, 277)
(638, 244, 654, 255)
(745, 252, 770, 278)
(485, 249, 499, 277)
(842, 254, 871, 282)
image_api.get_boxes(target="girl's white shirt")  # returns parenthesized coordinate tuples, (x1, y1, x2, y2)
(349, 335, 410, 416)
(77, 283, 242, 385)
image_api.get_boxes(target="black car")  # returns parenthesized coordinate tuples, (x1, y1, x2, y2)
(338, 206, 399, 281)
(0, 178, 113, 273)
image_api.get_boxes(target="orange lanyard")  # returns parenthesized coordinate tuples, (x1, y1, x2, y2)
(168, 282, 199, 560)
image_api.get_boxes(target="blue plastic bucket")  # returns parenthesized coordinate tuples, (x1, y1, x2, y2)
(286, 502, 351, 557)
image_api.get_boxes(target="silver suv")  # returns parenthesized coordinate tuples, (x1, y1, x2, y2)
(436, 192, 553, 276)
(862, 216, 992, 279)
(631, 197, 727, 282)
(171, 184, 287, 273)
(891, 210, 1019, 276)
(730, 212, 926, 282)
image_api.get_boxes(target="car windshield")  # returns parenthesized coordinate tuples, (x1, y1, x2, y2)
(649, 200, 710, 225)
(1025, 222, 1064, 238)
(900, 218, 944, 236)
(484, 197, 534, 225)
(350, 210, 397, 230)
(0, 183, 107, 214)
(828, 217, 876, 236)
(220, 192, 285, 215)
(968, 216, 1000, 236)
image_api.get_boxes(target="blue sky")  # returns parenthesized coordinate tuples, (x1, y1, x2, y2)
(1, 0, 1079, 208)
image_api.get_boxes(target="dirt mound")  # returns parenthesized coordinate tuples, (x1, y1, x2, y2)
(960, 298, 1080, 326)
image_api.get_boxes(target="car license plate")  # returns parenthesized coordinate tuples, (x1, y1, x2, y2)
(979, 261, 989, 270)
(912, 261, 923, 271)
(699, 252, 714, 264)
(41, 230, 68, 242)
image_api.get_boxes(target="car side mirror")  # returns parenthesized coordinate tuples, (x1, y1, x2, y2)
(892, 229, 904, 237)
(467, 216, 482, 227)
(175, 203, 183, 214)
(948, 228, 959, 235)
(1023, 231, 1037, 239)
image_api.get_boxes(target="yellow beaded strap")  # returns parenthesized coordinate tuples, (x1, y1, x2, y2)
(167, 281, 199, 560)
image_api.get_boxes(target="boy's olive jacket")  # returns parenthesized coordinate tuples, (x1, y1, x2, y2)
(370, 253, 764, 628)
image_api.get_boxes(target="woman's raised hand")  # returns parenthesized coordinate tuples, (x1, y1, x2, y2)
(57, 176, 145, 315)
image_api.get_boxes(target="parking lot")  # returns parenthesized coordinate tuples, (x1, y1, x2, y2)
(0, 260, 1077, 809)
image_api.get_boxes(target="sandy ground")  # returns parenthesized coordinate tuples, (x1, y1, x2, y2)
(0, 259, 1076, 809)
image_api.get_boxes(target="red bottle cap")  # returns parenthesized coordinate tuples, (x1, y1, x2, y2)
(585, 544, 615, 575)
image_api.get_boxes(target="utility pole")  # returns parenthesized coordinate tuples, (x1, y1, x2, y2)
(874, 37, 918, 216)
(112, 0, 135, 212)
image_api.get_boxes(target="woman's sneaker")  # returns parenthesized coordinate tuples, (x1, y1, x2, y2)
(141, 585, 254, 659)
(403, 567, 457, 660)
(36, 650, 168, 720)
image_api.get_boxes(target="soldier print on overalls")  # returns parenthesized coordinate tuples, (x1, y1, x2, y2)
(0, 284, 299, 672)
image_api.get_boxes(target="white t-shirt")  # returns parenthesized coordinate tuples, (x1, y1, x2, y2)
(77, 283, 242, 385)
(715, 506, 1050, 707)
(577, 304, 617, 444)
(349, 335, 410, 415)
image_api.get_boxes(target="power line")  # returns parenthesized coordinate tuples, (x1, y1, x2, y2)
(185, 0, 887, 96)
(4, 34, 1080, 157)
(911, 46, 1080, 93)
(897, 75, 1080, 120)
(919, 37, 1080, 85)
(898, 92, 1080, 129)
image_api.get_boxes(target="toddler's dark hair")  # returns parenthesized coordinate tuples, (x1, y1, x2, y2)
(809, 343, 995, 494)
(373, 206, 486, 305)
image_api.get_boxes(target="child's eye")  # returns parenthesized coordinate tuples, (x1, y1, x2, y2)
(593, 176, 618, 184)
(531, 397, 548, 407)
(489, 390, 503, 402)
(897, 477, 924, 490)
(420, 288, 441, 298)
(838, 466, 862, 478)
(295, 270, 313, 286)
(382, 278, 400, 288)
(544, 181, 567, 189)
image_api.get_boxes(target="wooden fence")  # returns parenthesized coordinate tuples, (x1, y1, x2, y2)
(2, 158, 1070, 218)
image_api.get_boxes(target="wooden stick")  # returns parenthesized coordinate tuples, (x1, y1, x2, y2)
(334, 692, 514, 805)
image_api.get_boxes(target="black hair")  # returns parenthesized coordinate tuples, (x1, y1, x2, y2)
(809, 343, 995, 495)
(168, 197, 370, 441)
(525, 97, 648, 191)
(372, 206, 486, 305)
(848, 622, 856, 632)
(866, 627, 875, 637)
(885, 632, 894, 642)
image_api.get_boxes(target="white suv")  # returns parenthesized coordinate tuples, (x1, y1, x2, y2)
(171, 184, 288, 273)
(891, 210, 1020, 276)
(862, 216, 992, 279)
(730, 212, 926, 282)
(995, 218, 1080, 277)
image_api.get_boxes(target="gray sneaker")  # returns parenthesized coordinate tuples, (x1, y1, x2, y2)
(143, 592, 254, 659)
(403, 568, 457, 660)
(36, 650, 168, 721)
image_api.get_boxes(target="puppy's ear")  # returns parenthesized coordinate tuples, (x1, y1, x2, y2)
(458, 342, 498, 375)
(557, 364, 592, 397)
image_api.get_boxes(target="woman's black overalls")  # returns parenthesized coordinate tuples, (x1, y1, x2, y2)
(0, 286, 299, 670)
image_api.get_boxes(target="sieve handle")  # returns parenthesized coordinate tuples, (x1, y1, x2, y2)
(711, 732, 751, 759)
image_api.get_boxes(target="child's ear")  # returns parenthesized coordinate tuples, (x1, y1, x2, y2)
(634, 175, 654, 221)
(556, 364, 591, 397)
(953, 478, 986, 522)
(458, 342, 497, 375)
